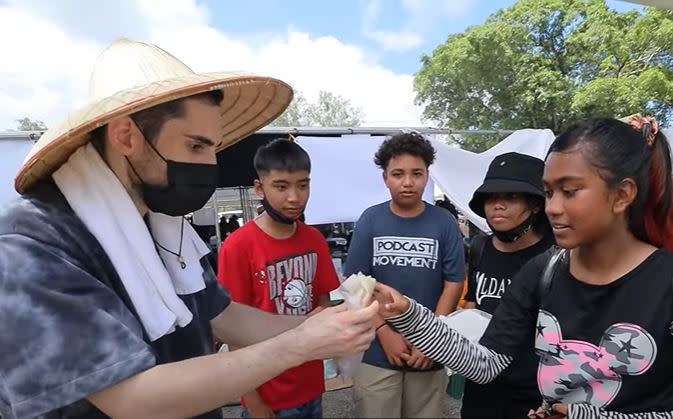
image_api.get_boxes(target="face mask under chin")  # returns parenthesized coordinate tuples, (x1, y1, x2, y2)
(488, 212, 537, 243)
(261, 197, 304, 225)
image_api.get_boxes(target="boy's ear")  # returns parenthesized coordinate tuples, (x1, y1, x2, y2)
(253, 179, 264, 199)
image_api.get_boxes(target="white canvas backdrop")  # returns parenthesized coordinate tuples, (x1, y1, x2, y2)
(298, 135, 435, 225)
(429, 129, 556, 232)
(298, 130, 555, 231)
(2, 128, 671, 224)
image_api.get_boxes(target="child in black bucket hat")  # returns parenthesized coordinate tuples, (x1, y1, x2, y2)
(461, 152, 555, 419)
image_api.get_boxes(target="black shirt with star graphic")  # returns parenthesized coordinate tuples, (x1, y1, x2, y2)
(481, 249, 673, 413)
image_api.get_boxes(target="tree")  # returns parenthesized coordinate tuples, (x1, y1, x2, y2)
(270, 91, 364, 127)
(16, 117, 47, 131)
(414, 0, 673, 151)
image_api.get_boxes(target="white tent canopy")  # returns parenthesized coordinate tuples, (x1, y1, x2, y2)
(428, 129, 555, 231)
(298, 129, 556, 232)
(297, 134, 436, 225)
(300, 128, 673, 232)
(2, 129, 672, 229)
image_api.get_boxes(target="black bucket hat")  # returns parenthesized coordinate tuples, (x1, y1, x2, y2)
(468, 152, 545, 218)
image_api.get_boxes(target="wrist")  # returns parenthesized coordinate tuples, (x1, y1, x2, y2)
(279, 329, 309, 367)
(402, 297, 411, 313)
(375, 323, 389, 334)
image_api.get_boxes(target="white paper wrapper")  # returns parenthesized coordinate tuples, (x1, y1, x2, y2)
(439, 308, 492, 376)
(438, 308, 492, 343)
(335, 272, 376, 379)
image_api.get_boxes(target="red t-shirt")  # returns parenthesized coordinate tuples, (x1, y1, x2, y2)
(217, 220, 340, 410)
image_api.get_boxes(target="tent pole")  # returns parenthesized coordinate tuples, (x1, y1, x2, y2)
(212, 192, 222, 251)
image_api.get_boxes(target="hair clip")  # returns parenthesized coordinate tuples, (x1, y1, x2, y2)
(620, 113, 658, 147)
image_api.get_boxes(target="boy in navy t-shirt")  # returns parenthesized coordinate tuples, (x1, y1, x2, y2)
(345, 132, 466, 418)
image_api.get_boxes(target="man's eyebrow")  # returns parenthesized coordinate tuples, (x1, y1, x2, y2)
(185, 134, 216, 147)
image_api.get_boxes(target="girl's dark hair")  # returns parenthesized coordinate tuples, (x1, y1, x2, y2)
(253, 138, 311, 177)
(548, 118, 673, 250)
(374, 132, 436, 170)
(525, 194, 553, 238)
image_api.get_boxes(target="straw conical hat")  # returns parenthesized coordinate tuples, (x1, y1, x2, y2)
(15, 38, 293, 193)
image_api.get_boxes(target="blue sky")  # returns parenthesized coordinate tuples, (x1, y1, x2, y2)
(0, 0, 644, 129)
(203, 0, 641, 74)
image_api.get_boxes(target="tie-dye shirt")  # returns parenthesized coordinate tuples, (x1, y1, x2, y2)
(0, 180, 231, 419)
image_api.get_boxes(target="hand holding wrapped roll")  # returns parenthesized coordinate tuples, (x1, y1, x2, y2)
(335, 272, 376, 378)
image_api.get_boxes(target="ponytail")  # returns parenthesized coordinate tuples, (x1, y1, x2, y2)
(643, 131, 673, 251)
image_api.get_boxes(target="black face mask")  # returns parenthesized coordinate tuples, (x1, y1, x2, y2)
(127, 127, 218, 216)
(261, 198, 303, 225)
(488, 212, 537, 243)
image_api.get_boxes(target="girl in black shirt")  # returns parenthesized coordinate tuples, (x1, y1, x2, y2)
(375, 117, 673, 418)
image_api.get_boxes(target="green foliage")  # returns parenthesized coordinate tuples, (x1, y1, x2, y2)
(15, 117, 47, 131)
(414, 0, 673, 151)
(270, 91, 364, 127)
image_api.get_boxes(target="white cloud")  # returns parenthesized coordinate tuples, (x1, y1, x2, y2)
(0, 0, 423, 131)
(0, 6, 103, 129)
(365, 30, 423, 51)
(363, 0, 475, 52)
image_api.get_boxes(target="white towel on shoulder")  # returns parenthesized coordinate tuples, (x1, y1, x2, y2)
(53, 143, 211, 341)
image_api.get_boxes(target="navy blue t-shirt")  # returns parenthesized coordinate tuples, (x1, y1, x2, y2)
(344, 201, 465, 370)
(0, 180, 231, 419)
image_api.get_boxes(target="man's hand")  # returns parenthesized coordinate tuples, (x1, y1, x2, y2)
(244, 391, 275, 419)
(307, 306, 324, 317)
(527, 403, 567, 418)
(401, 346, 433, 370)
(551, 404, 567, 416)
(376, 325, 411, 367)
(373, 283, 410, 318)
(292, 301, 378, 361)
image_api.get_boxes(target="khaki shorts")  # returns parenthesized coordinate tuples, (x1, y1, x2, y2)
(352, 363, 448, 418)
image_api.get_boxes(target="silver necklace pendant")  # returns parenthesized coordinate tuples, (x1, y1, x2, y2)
(178, 255, 186, 269)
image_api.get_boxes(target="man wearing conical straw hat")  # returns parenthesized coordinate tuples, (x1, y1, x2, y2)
(0, 38, 378, 419)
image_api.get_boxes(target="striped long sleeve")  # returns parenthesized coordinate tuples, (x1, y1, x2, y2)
(568, 405, 673, 419)
(386, 298, 512, 384)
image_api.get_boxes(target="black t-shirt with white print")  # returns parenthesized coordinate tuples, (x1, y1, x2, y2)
(464, 235, 553, 402)
(481, 249, 673, 413)
(466, 235, 554, 314)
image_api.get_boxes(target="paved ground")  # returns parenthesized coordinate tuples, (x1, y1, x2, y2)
(221, 387, 463, 418)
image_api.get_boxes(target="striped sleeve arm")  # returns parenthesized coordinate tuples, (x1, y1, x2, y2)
(569, 405, 673, 419)
(387, 298, 512, 384)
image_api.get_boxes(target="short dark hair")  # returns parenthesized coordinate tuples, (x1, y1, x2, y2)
(374, 132, 436, 170)
(90, 90, 224, 153)
(253, 138, 311, 178)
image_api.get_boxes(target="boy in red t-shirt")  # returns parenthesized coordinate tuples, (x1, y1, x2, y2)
(217, 138, 339, 418)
